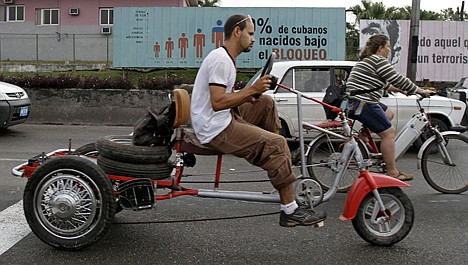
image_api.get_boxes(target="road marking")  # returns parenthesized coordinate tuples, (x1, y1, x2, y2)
(0, 201, 31, 255)
(0, 158, 26, 162)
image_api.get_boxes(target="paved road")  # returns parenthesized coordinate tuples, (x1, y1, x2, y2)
(0, 124, 467, 264)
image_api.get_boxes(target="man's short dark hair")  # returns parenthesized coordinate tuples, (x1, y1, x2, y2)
(224, 14, 249, 40)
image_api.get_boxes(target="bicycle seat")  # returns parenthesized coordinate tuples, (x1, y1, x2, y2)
(172, 89, 222, 156)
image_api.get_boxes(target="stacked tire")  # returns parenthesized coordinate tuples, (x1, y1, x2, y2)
(96, 135, 173, 180)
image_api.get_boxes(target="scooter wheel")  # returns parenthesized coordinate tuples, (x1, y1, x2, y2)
(352, 187, 414, 246)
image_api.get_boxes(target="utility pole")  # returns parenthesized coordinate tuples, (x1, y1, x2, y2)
(461, 1, 465, 21)
(406, 0, 420, 81)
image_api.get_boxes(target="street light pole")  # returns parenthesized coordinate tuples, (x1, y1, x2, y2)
(406, 0, 420, 81)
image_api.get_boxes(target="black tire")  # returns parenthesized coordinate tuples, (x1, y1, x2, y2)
(306, 134, 369, 192)
(23, 156, 116, 250)
(421, 134, 468, 194)
(75, 142, 98, 157)
(97, 155, 173, 179)
(412, 117, 448, 150)
(96, 135, 171, 164)
(352, 188, 414, 246)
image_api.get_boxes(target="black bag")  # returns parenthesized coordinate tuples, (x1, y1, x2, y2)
(322, 84, 382, 120)
(132, 102, 176, 146)
(322, 84, 345, 120)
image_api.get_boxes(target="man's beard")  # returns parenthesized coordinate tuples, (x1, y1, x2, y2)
(242, 45, 252, 53)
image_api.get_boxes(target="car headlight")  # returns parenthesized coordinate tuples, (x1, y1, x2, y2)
(0, 91, 6, 100)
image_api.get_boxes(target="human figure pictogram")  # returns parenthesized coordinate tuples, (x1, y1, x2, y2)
(193, 28, 205, 58)
(211, 19, 224, 48)
(166, 37, 174, 58)
(154, 41, 161, 58)
(178, 33, 189, 58)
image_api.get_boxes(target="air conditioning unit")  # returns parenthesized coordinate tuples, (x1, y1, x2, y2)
(4, 0, 14, 4)
(69, 8, 79, 16)
(101, 27, 112, 35)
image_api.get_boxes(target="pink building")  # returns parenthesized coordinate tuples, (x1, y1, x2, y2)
(0, 0, 197, 62)
(1, 0, 196, 26)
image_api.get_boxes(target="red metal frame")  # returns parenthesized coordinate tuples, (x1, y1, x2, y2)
(18, 139, 226, 201)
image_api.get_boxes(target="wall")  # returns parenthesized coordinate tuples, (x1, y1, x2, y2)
(25, 88, 172, 126)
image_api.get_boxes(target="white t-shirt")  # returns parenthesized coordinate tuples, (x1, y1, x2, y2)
(191, 47, 237, 144)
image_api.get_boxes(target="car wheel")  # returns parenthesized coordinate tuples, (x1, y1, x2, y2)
(96, 135, 172, 164)
(96, 155, 173, 179)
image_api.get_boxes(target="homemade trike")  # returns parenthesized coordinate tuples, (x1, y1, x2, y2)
(11, 56, 414, 250)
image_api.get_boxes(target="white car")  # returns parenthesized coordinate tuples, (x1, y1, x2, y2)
(246, 60, 467, 141)
(446, 77, 468, 126)
(0, 81, 31, 129)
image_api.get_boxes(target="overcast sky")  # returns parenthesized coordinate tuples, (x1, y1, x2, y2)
(219, 0, 464, 13)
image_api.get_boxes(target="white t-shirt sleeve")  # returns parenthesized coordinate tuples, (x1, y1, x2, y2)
(208, 60, 230, 88)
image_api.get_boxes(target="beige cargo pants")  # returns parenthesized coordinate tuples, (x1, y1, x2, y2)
(205, 95, 296, 190)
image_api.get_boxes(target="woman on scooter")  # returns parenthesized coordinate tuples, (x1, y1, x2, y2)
(346, 34, 434, 181)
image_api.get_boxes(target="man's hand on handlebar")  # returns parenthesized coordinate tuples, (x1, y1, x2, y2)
(250, 75, 272, 102)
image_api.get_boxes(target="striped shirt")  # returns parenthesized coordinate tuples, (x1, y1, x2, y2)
(346, 54, 419, 103)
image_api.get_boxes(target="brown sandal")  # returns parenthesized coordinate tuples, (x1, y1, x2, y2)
(391, 171, 414, 181)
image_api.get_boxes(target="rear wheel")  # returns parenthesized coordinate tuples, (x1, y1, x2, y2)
(421, 134, 468, 194)
(352, 188, 414, 246)
(306, 133, 368, 192)
(23, 156, 116, 250)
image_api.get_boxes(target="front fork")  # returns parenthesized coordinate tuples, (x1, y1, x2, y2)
(417, 130, 460, 168)
(340, 170, 410, 220)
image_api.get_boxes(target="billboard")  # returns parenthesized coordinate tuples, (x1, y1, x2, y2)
(113, 7, 346, 68)
(360, 20, 468, 82)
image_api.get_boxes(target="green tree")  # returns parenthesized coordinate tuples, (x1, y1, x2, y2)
(345, 22, 360, 61)
(441, 7, 468, 20)
(198, 0, 219, 7)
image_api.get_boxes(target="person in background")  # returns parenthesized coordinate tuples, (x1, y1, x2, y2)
(346, 34, 434, 181)
(190, 14, 326, 227)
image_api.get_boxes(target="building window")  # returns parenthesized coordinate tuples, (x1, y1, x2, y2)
(37, 8, 59, 25)
(0, 5, 25, 22)
(100, 8, 113, 25)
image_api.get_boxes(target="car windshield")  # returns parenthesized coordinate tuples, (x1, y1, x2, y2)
(455, 77, 468, 89)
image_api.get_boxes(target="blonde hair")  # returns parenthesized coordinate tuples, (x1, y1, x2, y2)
(359, 34, 389, 61)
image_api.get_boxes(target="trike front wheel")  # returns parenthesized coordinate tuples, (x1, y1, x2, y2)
(421, 134, 468, 194)
(23, 156, 116, 250)
(352, 188, 414, 246)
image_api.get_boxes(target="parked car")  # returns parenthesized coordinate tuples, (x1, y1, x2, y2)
(0, 81, 31, 129)
(245, 60, 466, 143)
(445, 77, 468, 126)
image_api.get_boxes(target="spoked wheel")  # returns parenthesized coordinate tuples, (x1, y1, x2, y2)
(23, 156, 116, 250)
(421, 134, 468, 194)
(352, 188, 414, 246)
(306, 134, 369, 192)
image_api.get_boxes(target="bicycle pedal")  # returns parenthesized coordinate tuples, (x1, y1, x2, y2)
(370, 153, 382, 159)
